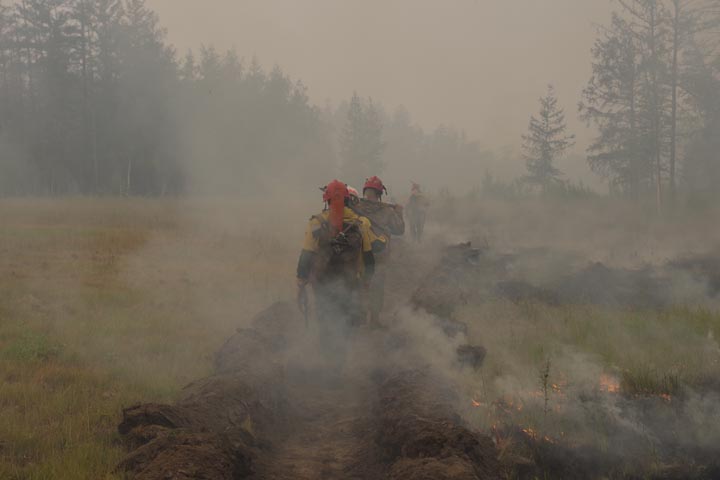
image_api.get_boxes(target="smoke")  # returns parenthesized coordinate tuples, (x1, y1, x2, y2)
(104, 186, 720, 476)
(147, 0, 611, 155)
(0, 133, 33, 196)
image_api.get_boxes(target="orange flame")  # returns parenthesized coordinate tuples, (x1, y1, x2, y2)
(599, 373, 621, 393)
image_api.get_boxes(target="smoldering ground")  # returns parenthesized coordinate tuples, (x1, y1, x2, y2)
(396, 236, 720, 479)
(114, 197, 720, 479)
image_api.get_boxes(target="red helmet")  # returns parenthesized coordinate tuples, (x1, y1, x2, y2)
(363, 176, 387, 195)
(322, 179, 350, 203)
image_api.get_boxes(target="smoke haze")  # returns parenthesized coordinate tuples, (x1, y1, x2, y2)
(148, 0, 610, 152)
(3, 1, 720, 477)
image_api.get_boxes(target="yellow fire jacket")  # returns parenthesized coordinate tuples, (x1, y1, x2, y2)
(297, 207, 378, 282)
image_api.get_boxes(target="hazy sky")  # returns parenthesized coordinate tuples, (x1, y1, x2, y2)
(148, 0, 613, 153)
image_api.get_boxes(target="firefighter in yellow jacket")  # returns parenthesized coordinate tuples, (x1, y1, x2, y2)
(351, 176, 405, 327)
(296, 180, 375, 354)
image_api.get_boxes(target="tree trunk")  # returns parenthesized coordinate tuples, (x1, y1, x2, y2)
(0, 46, 7, 134)
(80, 3, 90, 192)
(669, 0, 680, 204)
(20, 1, 35, 150)
(649, 2, 663, 214)
(126, 155, 132, 195)
(629, 44, 639, 201)
(92, 104, 98, 192)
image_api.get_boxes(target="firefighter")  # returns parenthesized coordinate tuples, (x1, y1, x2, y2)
(406, 182, 429, 243)
(352, 176, 405, 327)
(296, 180, 375, 356)
(347, 186, 360, 206)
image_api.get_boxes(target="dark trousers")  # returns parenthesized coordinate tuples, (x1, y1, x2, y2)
(409, 210, 426, 242)
(314, 276, 363, 362)
(368, 264, 386, 321)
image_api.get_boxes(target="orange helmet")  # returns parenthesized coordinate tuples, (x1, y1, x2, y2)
(322, 180, 348, 234)
(363, 176, 387, 195)
(322, 179, 350, 203)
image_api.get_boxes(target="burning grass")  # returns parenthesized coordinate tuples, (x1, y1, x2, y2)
(460, 299, 720, 478)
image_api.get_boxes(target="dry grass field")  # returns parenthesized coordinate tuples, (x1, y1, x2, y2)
(1, 197, 719, 479)
(0, 198, 301, 479)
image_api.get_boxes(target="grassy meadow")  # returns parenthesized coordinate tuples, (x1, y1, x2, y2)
(0, 198, 297, 479)
(1, 197, 719, 478)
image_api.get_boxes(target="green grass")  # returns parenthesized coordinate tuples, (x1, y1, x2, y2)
(2, 331, 62, 363)
(0, 198, 295, 479)
(0, 356, 136, 480)
(461, 298, 720, 474)
(463, 301, 720, 389)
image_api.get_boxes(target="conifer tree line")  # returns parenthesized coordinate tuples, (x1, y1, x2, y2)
(1, 0, 720, 201)
(521, 0, 720, 205)
(579, 0, 720, 205)
(0, 0, 179, 194)
(0, 0, 337, 195)
(0, 0, 490, 196)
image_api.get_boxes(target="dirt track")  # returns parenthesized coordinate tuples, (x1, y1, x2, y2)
(248, 368, 383, 479)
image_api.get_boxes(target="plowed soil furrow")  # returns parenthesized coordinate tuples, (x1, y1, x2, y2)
(250, 374, 385, 480)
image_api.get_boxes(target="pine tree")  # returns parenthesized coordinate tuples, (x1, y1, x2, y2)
(680, 1, 720, 201)
(622, 0, 669, 211)
(179, 49, 196, 82)
(580, 13, 649, 197)
(665, 0, 717, 202)
(521, 85, 575, 191)
(13, 0, 80, 193)
(580, 1, 674, 207)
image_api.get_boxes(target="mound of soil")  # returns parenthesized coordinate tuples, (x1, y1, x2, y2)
(491, 261, 673, 309)
(215, 300, 304, 375)
(117, 430, 250, 480)
(117, 370, 285, 479)
(118, 296, 500, 479)
(494, 252, 720, 309)
(455, 345, 487, 370)
(668, 254, 720, 298)
(412, 244, 717, 310)
(411, 243, 486, 320)
(377, 369, 502, 480)
(117, 302, 301, 479)
(554, 262, 669, 308)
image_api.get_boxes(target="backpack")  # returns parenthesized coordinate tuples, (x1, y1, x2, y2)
(312, 215, 364, 279)
(352, 199, 405, 237)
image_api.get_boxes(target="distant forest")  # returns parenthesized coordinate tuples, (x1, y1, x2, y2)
(0, 0, 719, 204)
